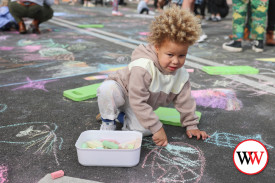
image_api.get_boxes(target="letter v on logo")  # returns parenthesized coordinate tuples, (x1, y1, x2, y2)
(233, 139, 268, 175)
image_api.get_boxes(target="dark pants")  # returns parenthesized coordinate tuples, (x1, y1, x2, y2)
(8, 1, 53, 23)
(267, 0, 275, 31)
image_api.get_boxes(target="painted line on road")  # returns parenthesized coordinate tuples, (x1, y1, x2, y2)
(51, 17, 145, 45)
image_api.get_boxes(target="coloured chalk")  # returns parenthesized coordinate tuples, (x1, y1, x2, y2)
(102, 140, 119, 149)
(127, 144, 134, 149)
(63, 83, 101, 101)
(86, 140, 103, 149)
(154, 107, 201, 127)
(81, 142, 88, 148)
(77, 24, 104, 28)
(51, 170, 64, 179)
(202, 66, 259, 75)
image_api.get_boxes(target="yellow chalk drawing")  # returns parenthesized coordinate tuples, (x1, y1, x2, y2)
(255, 58, 275, 62)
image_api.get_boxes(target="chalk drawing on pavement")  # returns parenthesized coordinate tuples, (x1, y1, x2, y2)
(191, 89, 243, 111)
(142, 138, 205, 183)
(0, 164, 8, 183)
(12, 77, 58, 92)
(0, 122, 63, 165)
(205, 131, 273, 149)
(0, 104, 7, 113)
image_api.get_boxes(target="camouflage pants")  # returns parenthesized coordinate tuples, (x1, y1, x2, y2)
(232, 0, 269, 40)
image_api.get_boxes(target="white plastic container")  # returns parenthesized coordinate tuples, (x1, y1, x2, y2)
(75, 130, 143, 167)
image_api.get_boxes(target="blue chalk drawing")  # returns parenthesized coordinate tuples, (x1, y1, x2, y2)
(97, 63, 127, 72)
(0, 122, 63, 165)
(0, 104, 7, 113)
(205, 131, 273, 149)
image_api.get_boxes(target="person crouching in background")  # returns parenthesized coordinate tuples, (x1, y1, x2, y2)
(8, 0, 54, 34)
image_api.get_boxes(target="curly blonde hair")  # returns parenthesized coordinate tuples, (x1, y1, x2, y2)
(147, 5, 201, 46)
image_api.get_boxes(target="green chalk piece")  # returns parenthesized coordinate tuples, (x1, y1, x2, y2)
(77, 24, 104, 28)
(81, 142, 88, 149)
(127, 144, 134, 149)
(63, 83, 101, 101)
(102, 141, 119, 149)
(154, 107, 201, 127)
(202, 66, 259, 75)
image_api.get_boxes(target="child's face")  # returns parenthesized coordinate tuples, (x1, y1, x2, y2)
(155, 39, 189, 73)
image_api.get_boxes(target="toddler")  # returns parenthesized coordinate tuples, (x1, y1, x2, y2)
(97, 5, 209, 146)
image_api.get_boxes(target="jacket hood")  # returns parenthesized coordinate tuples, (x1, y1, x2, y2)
(131, 44, 171, 74)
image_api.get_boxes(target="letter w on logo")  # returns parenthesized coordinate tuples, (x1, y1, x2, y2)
(237, 151, 264, 165)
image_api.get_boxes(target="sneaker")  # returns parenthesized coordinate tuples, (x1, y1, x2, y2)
(216, 16, 221, 21)
(99, 112, 125, 130)
(112, 11, 123, 16)
(100, 118, 116, 130)
(252, 40, 264, 52)
(222, 40, 243, 52)
(197, 34, 208, 43)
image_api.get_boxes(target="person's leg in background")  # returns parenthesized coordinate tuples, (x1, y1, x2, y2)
(8, 1, 29, 34)
(223, 0, 248, 52)
(26, 4, 44, 34)
(112, 0, 123, 16)
(250, 0, 269, 52)
(266, 0, 275, 46)
(181, 0, 195, 11)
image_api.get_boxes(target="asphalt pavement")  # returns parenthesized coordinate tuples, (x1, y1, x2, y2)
(0, 2, 275, 183)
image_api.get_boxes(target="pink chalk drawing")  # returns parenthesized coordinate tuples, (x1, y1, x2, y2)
(21, 45, 42, 52)
(139, 32, 150, 36)
(0, 165, 8, 183)
(191, 88, 243, 111)
(0, 35, 10, 40)
(22, 54, 52, 61)
(186, 69, 194, 73)
(142, 138, 205, 183)
(84, 75, 108, 80)
(0, 47, 15, 51)
(12, 77, 58, 92)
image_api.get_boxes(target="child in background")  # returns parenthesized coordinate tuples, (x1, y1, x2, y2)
(0, 0, 18, 31)
(137, 0, 149, 14)
(97, 5, 209, 147)
(112, 0, 123, 16)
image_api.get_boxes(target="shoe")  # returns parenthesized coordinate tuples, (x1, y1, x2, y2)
(18, 21, 27, 34)
(196, 34, 207, 43)
(222, 40, 242, 52)
(99, 112, 125, 130)
(252, 40, 264, 52)
(266, 30, 275, 46)
(100, 119, 116, 130)
(112, 11, 123, 16)
(29, 19, 40, 34)
(215, 16, 221, 21)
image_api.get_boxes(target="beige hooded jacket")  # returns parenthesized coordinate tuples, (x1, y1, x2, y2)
(107, 44, 199, 134)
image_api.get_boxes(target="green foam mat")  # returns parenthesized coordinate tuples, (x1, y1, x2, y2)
(77, 24, 104, 28)
(154, 107, 201, 127)
(63, 83, 101, 101)
(202, 66, 259, 75)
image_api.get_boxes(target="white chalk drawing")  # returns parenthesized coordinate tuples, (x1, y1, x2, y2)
(0, 122, 63, 165)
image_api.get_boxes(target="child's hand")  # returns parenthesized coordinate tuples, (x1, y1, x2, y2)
(186, 129, 210, 140)
(152, 127, 168, 147)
